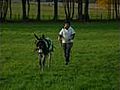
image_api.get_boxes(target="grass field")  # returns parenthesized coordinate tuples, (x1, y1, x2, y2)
(0, 22, 120, 90)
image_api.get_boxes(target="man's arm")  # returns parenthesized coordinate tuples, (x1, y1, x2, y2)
(58, 29, 63, 46)
(58, 35, 63, 46)
(71, 27, 75, 40)
(58, 35, 62, 41)
(71, 33, 75, 40)
(58, 29, 63, 40)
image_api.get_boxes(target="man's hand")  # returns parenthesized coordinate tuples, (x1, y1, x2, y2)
(58, 36, 62, 47)
(71, 34, 75, 40)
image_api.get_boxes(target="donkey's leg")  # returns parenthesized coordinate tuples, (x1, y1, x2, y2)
(39, 54, 43, 70)
(42, 55, 47, 71)
(39, 54, 45, 71)
(43, 55, 46, 66)
(42, 55, 46, 71)
(48, 53, 51, 68)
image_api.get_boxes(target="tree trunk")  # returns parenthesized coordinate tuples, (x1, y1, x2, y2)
(84, 0, 89, 21)
(63, 0, 75, 20)
(22, 0, 27, 20)
(112, 0, 115, 19)
(78, 0, 83, 20)
(64, 0, 68, 19)
(0, 0, 4, 20)
(118, 0, 119, 13)
(3, 0, 8, 20)
(26, 0, 30, 18)
(54, 0, 58, 20)
(70, 0, 72, 18)
(117, 0, 120, 19)
(9, 0, 12, 19)
(71, 0, 74, 19)
(108, 0, 111, 20)
(67, 0, 70, 19)
(37, 0, 40, 20)
(115, 0, 118, 19)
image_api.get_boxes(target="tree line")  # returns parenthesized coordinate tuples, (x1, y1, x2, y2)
(0, 0, 120, 22)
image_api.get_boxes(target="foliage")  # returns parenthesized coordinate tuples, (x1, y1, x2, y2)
(96, 0, 109, 9)
(96, 0, 120, 19)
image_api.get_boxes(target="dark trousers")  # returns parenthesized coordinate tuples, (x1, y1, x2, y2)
(62, 43, 73, 63)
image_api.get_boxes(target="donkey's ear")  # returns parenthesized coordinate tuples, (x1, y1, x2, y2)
(34, 33, 39, 40)
(42, 34, 45, 39)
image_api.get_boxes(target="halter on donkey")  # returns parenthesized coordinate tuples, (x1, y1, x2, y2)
(34, 34, 53, 71)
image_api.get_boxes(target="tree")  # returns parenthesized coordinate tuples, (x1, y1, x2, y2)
(0, 0, 4, 21)
(37, 0, 40, 20)
(22, 0, 30, 20)
(0, 0, 8, 21)
(114, 0, 120, 19)
(96, 0, 108, 8)
(53, 0, 58, 20)
(107, 0, 112, 19)
(84, 0, 89, 21)
(96, 0, 120, 20)
(63, 0, 75, 20)
(118, 0, 120, 16)
(22, 0, 27, 19)
(78, 0, 83, 20)
(9, 0, 12, 19)
(27, 0, 30, 18)
(0, 0, 12, 21)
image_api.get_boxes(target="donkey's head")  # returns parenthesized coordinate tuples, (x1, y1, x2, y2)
(34, 34, 47, 54)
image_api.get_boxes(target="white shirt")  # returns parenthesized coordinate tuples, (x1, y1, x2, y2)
(59, 26, 75, 43)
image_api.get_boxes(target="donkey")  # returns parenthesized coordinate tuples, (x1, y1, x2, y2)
(34, 34, 53, 71)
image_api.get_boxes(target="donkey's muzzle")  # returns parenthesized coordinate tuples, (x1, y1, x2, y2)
(38, 49, 43, 54)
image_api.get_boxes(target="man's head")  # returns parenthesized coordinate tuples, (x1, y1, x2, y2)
(64, 21, 70, 30)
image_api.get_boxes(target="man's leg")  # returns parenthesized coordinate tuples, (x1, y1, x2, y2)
(62, 43, 67, 64)
(66, 43, 73, 64)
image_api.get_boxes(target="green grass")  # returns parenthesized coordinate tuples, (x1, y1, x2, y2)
(0, 22, 120, 90)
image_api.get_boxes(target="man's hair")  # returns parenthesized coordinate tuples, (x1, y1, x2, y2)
(64, 20, 71, 25)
